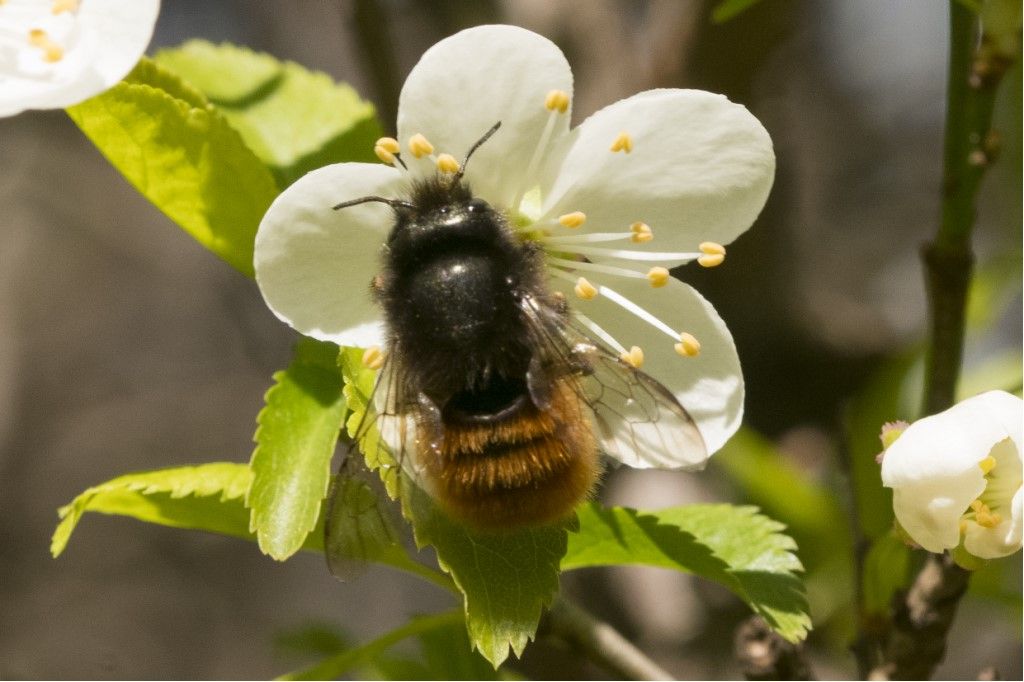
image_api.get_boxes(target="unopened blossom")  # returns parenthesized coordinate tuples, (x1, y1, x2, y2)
(881, 390, 1023, 560)
(0, 0, 160, 117)
(254, 25, 775, 464)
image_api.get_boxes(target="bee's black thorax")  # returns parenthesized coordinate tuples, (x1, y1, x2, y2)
(378, 177, 544, 403)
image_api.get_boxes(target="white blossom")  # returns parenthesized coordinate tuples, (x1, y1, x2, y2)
(881, 390, 1023, 560)
(0, 0, 160, 117)
(254, 25, 775, 461)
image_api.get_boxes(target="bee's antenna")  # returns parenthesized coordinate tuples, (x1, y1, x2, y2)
(454, 121, 501, 182)
(333, 196, 416, 211)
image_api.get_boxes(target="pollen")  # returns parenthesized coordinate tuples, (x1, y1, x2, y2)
(619, 345, 644, 369)
(675, 332, 701, 358)
(574, 277, 598, 300)
(408, 133, 434, 158)
(697, 242, 726, 268)
(558, 211, 587, 228)
(545, 90, 570, 114)
(630, 222, 653, 243)
(361, 345, 385, 371)
(374, 145, 396, 165)
(610, 131, 633, 153)
(436, 153, 460, 174)
(979, 455, 997, 474)
(28, 29, 64, 63)
(52, 0, 79, 13)
(646, 267, 670, 288)
(969, 499, 1001, 528)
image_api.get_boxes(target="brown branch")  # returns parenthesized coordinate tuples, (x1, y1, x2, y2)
(735, 616, 814, 681)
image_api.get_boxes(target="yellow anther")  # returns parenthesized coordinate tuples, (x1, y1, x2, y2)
(646, 267, 670, 288)
(979, 455, 997, 475)
(408, 133, 434, 158)
(558, 211, 587, 229)
(361, 346, 385, 371)
(970, 499, 985, 512)
(52, 0, 79, 13)
(436, 153, 460, 174)
(698, 253, 725, 268)
(700, 241, 726, 256)
(620, 346, 644, 369)
(374, 145, 396, 165)
(28, 29, 64, 63)
(675, 332, 701, 358)
(976, 511, 1002, 529)
(375, 137, 400, 154)
(630, 222, 653, 243)
(545, 90, 570, 114)
(573, 277, 598, 300)
(610, 131, 633, 153)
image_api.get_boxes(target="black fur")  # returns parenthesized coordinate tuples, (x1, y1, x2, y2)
(376, 176, 546, 410)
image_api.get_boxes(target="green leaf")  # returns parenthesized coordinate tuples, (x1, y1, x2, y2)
(563, 503, 811, 643)
(711, 0, 764, 23)
(155, 40, 383, 187)
(66, 58, 279, 276)
(249, 338, 347, 561)
(51, 462, 264, 556)
(339, 347, 568, 668)
(279, 611, 464, 681)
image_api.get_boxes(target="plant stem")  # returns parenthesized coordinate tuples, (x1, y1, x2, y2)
(543, 597, 674, 680)
(868, 2, 1018, 679)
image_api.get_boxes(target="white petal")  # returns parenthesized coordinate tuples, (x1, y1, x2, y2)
(540, 89, 774, 254)
(0, 0, 161, 117)
(396, 24, 572, 208)
(254, 163, 403, 346)
(892, 473, 984, 553)
(880, 391, 1019, 487)
(963, 485, 1022, 559)
(555, 275, 743, 457)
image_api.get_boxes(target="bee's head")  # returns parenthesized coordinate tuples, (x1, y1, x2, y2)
(388, 186, 503, 255)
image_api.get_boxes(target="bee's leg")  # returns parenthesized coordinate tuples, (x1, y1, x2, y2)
(414, 392, 445, 463)
(526, 354, 553, 411)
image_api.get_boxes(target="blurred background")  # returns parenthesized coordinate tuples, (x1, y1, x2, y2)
(0, 0, 1020, 679)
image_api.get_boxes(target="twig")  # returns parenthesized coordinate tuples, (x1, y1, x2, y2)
(734, 616, 814, 681)
(543, 596, 674, 681)
(866, 3, 1018, 679)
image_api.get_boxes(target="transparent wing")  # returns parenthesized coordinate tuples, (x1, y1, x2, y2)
(521, 296, 708, 470)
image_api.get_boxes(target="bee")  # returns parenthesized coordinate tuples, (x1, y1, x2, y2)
(329, 122, 706, 534)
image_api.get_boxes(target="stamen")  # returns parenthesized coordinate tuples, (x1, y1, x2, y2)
(979, 455, 997, 474)
(959, 519, 969, 535)
(675, 332, 701, 358)
(374, 145, 396, 165)
(543, 231, 649, 245)
(573, 311, 627, 355)
(698, 242, 727, 268)
(407, 133, 434, 158)
(599, 285, 678, 340)
(620, 346, 644, 369)
(630, 222, 653, 243)
(28, 28, 63, 62)
(573, 277, 598, 300)
(610, 131, 633, 153)
(52, 0, 79, 13)
(361, 346, 385, 370)
(547, 256, 648, 281)
(436, 153, 460, 174)
(558, 211, 587, 229)
(376, 137, 399, 154)
(552, 244, 701, 262)
(646, 267, 670, 288)
(544, 90, 570, 114)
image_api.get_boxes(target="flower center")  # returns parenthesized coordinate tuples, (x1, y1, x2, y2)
(0, 0, 84, 78)
(961, 438, 1020, 534)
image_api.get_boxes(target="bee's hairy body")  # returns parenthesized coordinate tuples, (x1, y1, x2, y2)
(375, 177, 600, 530)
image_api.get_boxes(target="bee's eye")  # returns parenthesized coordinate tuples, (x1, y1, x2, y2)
(467, 198, 490, 213)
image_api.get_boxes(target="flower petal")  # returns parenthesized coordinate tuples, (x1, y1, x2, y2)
(964, 486, 1022, 559)
(892, 473, 984, 553)
(0, 0, 161, 117)
(396, 24, 572, 208)
(254, 163, 403, 346)
(555, 275, 743, 458)
(881, 391, 1021, 487)
(540, 89, 774, 256)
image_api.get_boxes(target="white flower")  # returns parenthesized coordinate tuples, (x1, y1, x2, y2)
(881, 390, 1023, 560)
(254, 25, 775, 459)
(0, 0, 160, 117)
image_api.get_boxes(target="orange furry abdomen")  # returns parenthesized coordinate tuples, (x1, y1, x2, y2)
(420, 380, 600, 531)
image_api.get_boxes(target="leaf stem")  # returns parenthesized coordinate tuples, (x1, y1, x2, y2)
(867, 2, 1018, 678)
(542, 596, 674, 681)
